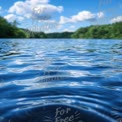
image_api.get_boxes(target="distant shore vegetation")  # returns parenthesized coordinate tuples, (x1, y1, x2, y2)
(0, 16, 122, 39)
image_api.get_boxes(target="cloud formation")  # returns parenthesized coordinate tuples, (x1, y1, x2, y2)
(111, 16, 122, 23)
(7, 0, 63, 21)
(4, 14, 24, 22)
(59, 11, 104, 24)
(63, 28, 74, 32)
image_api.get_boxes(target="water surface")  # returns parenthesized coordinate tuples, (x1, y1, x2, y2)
(0, 39, 122, 122)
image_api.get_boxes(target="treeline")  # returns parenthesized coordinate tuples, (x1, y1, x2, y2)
(72, 22, 122, 39)
(0, 16, 72, 38)
(0, 17, 26, 38)
(0, 16, 122, 39)
(23, 29, 47, 38)
(24, 30, 73, 38)
(46, 32, 73, 38)
(0, 17, 46, 38)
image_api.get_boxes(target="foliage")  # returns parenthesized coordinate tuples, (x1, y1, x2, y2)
(0, 16, 122, 39)
(72, 22, 122, 39)
(0, 17, 26, 38)
(47, 32, 73, 38)
(24, 29, 47, 38)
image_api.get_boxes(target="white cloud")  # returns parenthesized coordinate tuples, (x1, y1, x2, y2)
(31, 4, 63, 20)
(71, 11, 96, 22)
(4, 14, 16, 22)
(70, 25, 75, 29)
(8, 0, 63, 20)
(30, 0, 49, 4)
(4, 14, 24, 22)
(62, 25, 76, 32)
(60, 16, 71, 24)
(97, 12, 104, 18)
(59, 11, 104, 24)
(111, 16, 122, 23)
(63, 28, 74, 32)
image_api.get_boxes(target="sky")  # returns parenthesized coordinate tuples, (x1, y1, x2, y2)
(0, 0, 122, 33)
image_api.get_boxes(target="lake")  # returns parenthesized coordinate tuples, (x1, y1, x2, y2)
(0, 39, 122, 122)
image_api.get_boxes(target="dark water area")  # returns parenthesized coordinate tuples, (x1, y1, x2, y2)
(0, 39, 122, 122)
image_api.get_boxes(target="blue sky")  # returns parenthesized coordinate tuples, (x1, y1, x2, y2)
(0, 0, 122, 33)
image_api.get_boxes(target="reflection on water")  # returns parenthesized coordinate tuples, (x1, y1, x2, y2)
(0, 39, 122, 122)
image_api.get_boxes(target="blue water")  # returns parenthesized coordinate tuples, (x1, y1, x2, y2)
(0, 39, 122, 122)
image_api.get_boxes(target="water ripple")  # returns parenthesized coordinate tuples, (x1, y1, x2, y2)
(0, 39, 122, 122)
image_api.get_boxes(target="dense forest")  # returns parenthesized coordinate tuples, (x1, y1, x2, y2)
(0, 17, 46, 38)
(0, 16, 122, 39)
(46, 32, 73, 38)
(72, 22, 122, 39)
(0, 17, 26, 38)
